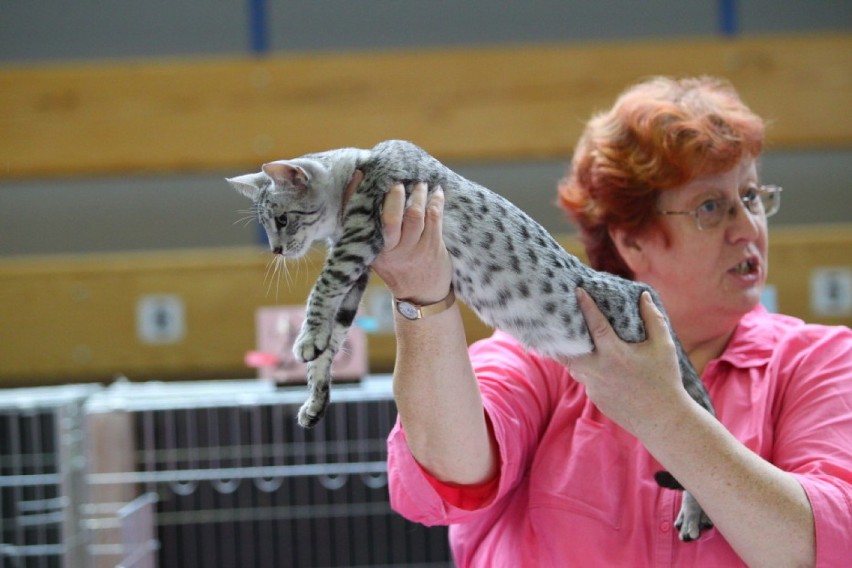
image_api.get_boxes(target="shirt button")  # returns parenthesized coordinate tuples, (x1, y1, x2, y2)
(660, 521, 671, 533)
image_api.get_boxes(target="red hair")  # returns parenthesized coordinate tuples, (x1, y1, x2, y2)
(558, 76, 765, 279)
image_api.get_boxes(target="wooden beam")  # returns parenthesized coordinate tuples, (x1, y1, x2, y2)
(1, 33, 849, 179)
(0, 225, 849, 386)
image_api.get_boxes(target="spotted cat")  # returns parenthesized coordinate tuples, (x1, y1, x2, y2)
(228, 139, 716, 541)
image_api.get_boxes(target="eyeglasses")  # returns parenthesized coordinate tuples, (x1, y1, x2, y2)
(659, 184, 782, 231)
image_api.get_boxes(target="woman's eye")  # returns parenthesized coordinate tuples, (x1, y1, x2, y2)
(698, 199, 722, 215)
(742, 186, 759, 203)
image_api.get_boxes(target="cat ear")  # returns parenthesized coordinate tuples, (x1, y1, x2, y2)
(226, 173, 263, 200)
(262, 162, 310, 191)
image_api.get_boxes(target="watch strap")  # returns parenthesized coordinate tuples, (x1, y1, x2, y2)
(394, 285, 456, 320)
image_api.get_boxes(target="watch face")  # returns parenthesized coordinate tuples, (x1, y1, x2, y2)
(396, 301, 420, 320)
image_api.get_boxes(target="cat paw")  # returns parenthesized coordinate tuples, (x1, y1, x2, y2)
(675, 491, 713, 542)
(297, 356, 333, 428)
(294, 325, 331, 362)
(297, 400, 327, 428)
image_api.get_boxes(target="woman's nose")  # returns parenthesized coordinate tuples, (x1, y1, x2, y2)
(725, 199, 761, 240)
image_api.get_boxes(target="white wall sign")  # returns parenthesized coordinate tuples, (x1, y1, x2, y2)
(136, 294, 186, 344)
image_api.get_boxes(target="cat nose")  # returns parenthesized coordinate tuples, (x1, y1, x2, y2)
(272, 246, 283, 255)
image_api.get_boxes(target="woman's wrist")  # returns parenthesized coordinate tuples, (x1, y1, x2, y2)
(376, 264, 453, 306)
(393, 281, 453, 305)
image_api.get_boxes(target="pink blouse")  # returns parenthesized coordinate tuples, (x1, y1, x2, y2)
(387, 306, 852, 567)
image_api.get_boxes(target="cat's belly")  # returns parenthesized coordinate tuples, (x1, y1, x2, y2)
(455, 284, 594, 360)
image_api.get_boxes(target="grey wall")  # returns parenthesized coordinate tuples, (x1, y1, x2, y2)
(3, 1, 850, 63)
(1, 1, 850, 256)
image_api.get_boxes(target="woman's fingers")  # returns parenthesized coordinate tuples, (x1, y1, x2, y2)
(382, 181, 431, 252)
(396, 182, 429, 249)
(576, 287, 615, 347)
(381, 183, 407, 251)
(374, 181, 451, 301)
(423, 186, 445, 249)
(639, 291, 672, 345)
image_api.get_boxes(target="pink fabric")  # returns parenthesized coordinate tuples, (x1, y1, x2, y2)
(387, 306, 852, 567)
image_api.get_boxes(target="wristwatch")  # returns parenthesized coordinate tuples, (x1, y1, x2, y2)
(394, 285, 456, 320)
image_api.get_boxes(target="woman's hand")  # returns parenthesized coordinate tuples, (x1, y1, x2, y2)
(371, 181, 454, 304)
(565, 288, 692, 438)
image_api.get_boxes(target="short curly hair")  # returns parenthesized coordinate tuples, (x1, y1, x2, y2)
(558, 76, 765, 279)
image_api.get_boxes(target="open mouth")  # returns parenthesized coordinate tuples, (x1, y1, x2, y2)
(730, 257, 759, 276)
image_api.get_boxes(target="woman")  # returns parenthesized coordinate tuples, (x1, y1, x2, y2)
(372, 77, 852, 566)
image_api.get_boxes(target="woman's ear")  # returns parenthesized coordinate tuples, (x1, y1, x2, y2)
(609, 226, 650, 275)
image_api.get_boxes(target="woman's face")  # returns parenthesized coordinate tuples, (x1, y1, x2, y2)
(631, 158, 769, 340)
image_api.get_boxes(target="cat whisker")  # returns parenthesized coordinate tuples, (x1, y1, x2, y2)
(303, 250, 321, 275)
(232, 215, 257, 227)
(262, 255, 292, 301)
(303, 256, 314, 283)
(234, 207, 260, 226)
(234, 207, 259, 223)
(259, 251, 301, 300)
(263, 255, 279, 297)
(293, 257, 308, 294)
(281, 256, 296, 289)
(275, 256, 286, 302)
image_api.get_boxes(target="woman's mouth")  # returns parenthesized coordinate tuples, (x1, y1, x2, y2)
(731, 259, 756, 275)
(729, 257, 762, 281)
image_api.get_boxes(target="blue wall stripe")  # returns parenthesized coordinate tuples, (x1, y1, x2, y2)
(248, 0, 269, 54)
(718, 0, 739, 36)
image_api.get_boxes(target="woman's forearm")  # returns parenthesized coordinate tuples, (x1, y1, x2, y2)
(640, 397, 815, 568)
(391, 304, 497, 485)
(570, 289, 816, 566)
(373, 180, 496, 485)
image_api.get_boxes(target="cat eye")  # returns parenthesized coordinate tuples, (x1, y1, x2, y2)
(275, 214, 288, 230)
(659, 184, 782, 231)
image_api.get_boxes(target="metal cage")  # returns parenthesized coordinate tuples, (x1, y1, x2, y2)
(1, 378, 452, 567)
(1, 385, 97, 568)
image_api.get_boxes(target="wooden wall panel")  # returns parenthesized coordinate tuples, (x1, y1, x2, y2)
(767, 226, 852, 325)
(0, 226, 849, 386)
(1, 33, 850, 179)
(0, 249, 286, 383)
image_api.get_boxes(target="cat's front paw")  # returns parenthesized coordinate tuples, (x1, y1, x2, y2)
(298, 400, 328, 428)
(297, 356, 333, 428)
(294, 322, 331, 362)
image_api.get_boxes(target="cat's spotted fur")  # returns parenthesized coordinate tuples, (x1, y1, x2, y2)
(229, 139, 716, 540)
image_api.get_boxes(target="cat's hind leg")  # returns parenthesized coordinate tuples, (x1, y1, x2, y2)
(675, 491, 714, 541)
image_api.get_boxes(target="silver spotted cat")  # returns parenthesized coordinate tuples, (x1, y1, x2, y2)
(228, 139, 717, 541)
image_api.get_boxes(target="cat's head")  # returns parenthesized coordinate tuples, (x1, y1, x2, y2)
(227, 159, 338, 257)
